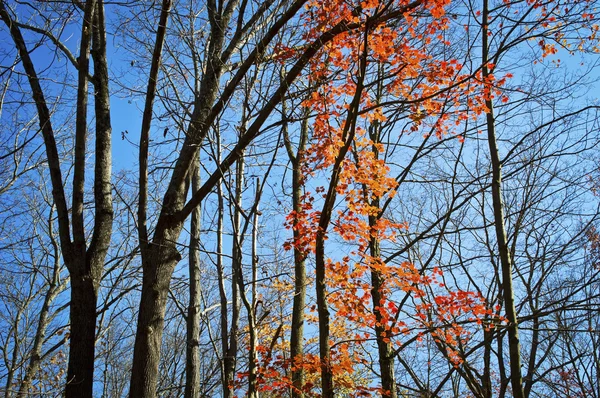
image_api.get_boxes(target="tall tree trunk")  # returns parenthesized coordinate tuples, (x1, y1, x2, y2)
(66, 1, 97, 395)
(314, 93, 360, 398)
(364, 72, 396, 398)
(185, 158, 201, 398)
(234, 175, 260, 398)
(216, 155, 230, 395)
(225, 153, 244, 398)
(314, 234, 333, 397)
(481, 1, 524, 396)
(128, 1, 178, 396)
(214, 125, 240, 398)
(67, 2, 114, 394)
(248, 182, 260, 398)
(282, 104, 308, 397)
(137, 0, 172, 260)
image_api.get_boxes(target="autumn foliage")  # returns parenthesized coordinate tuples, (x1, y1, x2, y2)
(234, 0, 509, 395)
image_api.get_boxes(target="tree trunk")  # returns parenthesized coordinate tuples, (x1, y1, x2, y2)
(129, 241, 182, 398)
(314, 233, 333, 397)
(368, 202, 396, 398)
(215, 135, 229, 395)
(66, 1, 114, 394)
(232, 167, 261, 398)
(289, 126, 307, 397)
(185, 159, 201, 398)
(314, 36, 367, 397)
(482, 1, 524, 396)
(225, 154, 244, 398)
(130, 4, 237, 394)
(282, 96, 309, 398)
(248, 183, 260, 398)
(66, 0, 96, 392)
(65, 274, 98, 397)
(365, 74, 396, 398)
(314, 110, 359, 398)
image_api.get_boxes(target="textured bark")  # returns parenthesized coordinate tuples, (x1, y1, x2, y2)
(71, 0, 96, 260)
(89, 0, 114, 270)
(482, 1, 524, 396)
(129, 4, 173, 396)
(67, 3, 114, 395)
(129, 240, 182, 398)
(66, 1, 114, 392)
(65, 274, 98, 397)
(65, 4, 97, 394)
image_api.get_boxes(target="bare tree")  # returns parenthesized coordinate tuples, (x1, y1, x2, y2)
(0, 1, 113, 395)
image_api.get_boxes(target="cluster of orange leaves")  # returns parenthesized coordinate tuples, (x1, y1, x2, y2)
(238, 317, 380, 396)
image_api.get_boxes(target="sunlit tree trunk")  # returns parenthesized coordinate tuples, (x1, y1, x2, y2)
(282, 97, 309, 398)
(481, 1, 524, 396)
